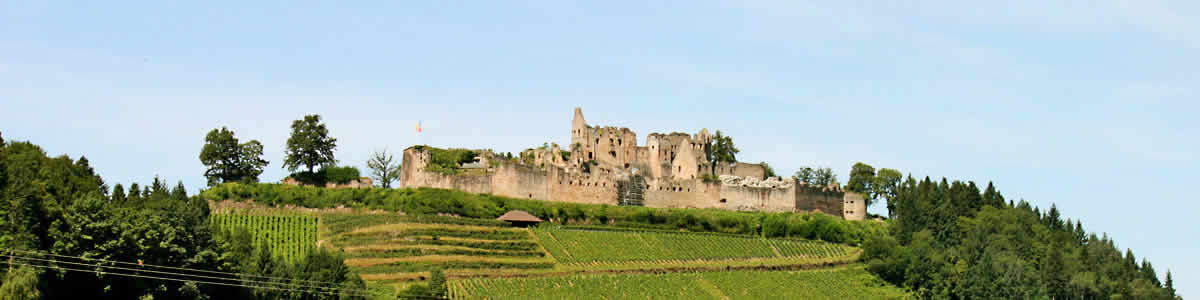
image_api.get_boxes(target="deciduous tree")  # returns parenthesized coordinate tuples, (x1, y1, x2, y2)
(199, 127, 269, 186)
(704, 130, 738, 176)
(284, 114, 338, 173)
(847, 162, 876, 207)
(366, 148, 402, 188)
(874, 168, 902, 217)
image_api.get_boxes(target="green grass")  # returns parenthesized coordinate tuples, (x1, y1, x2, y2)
(533, 227, 851, 265)
(450, 267, 909, 299)
(210, 212, 319, 261)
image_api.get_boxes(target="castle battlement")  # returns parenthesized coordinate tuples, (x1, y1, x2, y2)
(399, 108, 860, 219)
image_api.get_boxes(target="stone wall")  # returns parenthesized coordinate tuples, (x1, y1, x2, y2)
(794, 184, 844, 215)
(843, 192, 866, 221)
(399, 149, 493, 194)
(396, 107, 856, 219)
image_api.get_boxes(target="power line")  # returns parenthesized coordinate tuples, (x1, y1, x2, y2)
(2, 260, 379, 298)
(2, 248, 346, 287)
(3, 248, 464, 299)
(1, 253, 367, 294)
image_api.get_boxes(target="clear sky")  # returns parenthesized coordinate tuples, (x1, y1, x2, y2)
(2, 0, 1196, 295)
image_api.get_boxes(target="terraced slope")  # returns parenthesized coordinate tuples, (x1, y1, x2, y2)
(451, 267, 909, 299)
(533, 227, 852, 265)
(321, 214, 554, 286)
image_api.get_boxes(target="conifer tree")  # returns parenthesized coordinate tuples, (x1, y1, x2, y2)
(1165, 270, 1176, 297)
(127, 183, 141, 202)
(111, 184, 125, 203)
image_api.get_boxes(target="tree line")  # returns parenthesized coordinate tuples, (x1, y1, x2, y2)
(0, 134, 367, 299)
(199, 114, 403, 188)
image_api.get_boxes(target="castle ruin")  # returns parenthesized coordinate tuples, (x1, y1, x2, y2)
(399, 108, 863, 220)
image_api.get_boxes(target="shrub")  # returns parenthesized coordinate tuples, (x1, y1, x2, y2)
(322, 166, 360, 184)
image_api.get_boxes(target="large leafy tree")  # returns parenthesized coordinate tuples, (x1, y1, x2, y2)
(846, 162, 876, 206)
(704, 130, 739, 176)
(284, 114, 338, 173)
(873, 168, 903, 217)
(199, 127, 269, 186)
(366, 148, 402, 188)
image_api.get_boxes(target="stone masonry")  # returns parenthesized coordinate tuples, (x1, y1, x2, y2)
(399, 108, 856, 218)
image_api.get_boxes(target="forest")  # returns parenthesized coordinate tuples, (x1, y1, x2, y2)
(0, 136, 366, 299)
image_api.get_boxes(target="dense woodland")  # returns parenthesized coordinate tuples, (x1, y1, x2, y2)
(857, 172, 1179, 299)
(0, 136, 366, 299)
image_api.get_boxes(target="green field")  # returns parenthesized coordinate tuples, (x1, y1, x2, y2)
(210, 212, 319, 261)
(450, 267, 908, 299)
(533, 227, 852, 265)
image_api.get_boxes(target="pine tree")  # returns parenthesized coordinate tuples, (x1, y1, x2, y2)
(1165, 270, 1176, 297)
(111, 184, 126, 203)
(171, 181, 188, 201)
(127, 183, 142, 202)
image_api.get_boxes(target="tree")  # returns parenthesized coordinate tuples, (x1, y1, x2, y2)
(813, 167, 838, 187)
(874, 168, 902, 217)
(283, 114, 338, 173)
(759, 162, 776, 178)
(199, 127, 269, 186)
(366, 148, 402, 188)
(111, 183, 126, 203)
(0, 265, 41, 300)
(1165, 270, 1176, 298)
(704, 130, 739, 176)
(847, 162, 876, 207)
(794, 167, 816, 184)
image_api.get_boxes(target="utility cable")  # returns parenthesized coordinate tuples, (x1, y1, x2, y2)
(1, 253, 370, 294)
(1, 260, 380, 298)
(2, 248, 347, 287)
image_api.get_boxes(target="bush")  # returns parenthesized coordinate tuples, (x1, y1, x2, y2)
(287, 166, 362, 186)
(323, 166, 360, 184)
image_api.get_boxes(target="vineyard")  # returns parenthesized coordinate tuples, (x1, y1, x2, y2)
(321, 213, 553, 289)
(450, 267, 909, 299)
(210, 212, 319, 261)
(533, 227, 852, 265)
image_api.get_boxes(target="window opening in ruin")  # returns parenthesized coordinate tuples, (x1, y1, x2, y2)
(609, 151, 616, 158)
(624, 163, 630, 169)
(529, 194, 533, 198)
(618, 139, 622, 145)
(720, 198, 727, 203)
(588, 152, 593, 159)
(595, 138, 599, 144)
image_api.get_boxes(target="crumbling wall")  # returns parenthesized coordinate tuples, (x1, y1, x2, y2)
(716, 162, 766, 180)
(794, 183, 844, 216)
(715, 175, 795, 212)
(549, 168, 618, 205)
(490, 161, 550, 200)
(643, 179, 718, 209)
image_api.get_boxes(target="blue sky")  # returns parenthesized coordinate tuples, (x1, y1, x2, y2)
(2, 0, 1196, 294)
